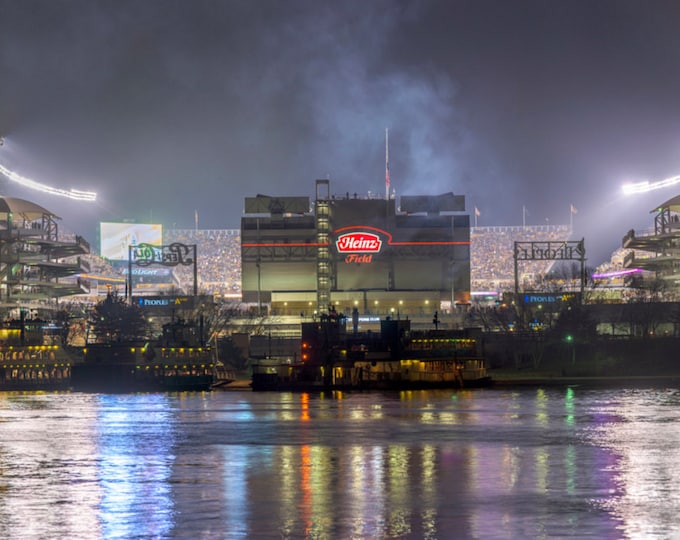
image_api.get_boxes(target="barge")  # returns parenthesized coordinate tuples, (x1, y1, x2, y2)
(252, 317, 491, 391)
(71, 318, 215, 393)
(0, 318, 74, 391)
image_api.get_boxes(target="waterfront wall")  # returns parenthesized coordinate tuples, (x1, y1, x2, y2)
(483, 333, 680, 376)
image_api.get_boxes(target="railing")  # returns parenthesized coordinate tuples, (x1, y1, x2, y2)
(75, 235, 91, 252)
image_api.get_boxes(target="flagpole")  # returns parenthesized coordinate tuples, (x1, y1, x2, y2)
(385, 128, 389, 201)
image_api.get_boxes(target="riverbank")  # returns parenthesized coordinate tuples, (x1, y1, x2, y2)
(489, 368, 680, 388)
(214, 369, 680, 391)
(216, 378, 252, 390)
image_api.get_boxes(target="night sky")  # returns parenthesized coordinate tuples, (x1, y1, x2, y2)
(2, 0, 680, 265)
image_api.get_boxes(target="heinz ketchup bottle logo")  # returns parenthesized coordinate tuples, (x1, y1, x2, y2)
(335, 232, 383, 253)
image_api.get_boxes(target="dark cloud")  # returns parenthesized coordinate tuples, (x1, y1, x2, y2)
(2, 0, 680, 264)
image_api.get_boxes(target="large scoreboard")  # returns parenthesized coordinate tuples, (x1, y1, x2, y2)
(100, 222, 163, 261)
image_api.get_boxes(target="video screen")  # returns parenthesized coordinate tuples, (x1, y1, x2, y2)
(100, 222, 163, 261)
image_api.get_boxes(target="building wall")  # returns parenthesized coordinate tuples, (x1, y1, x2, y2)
(241, 185, 471, 316)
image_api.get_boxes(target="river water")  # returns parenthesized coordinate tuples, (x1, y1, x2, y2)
(0, 385, 677, 539)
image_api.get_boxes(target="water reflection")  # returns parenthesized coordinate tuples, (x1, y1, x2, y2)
(584, 388, 680, 539)
(96, 394, 176, 539)
(0, 388, 679, 538)
(0, 393, 102, 539)
(204, 389, 621, 539)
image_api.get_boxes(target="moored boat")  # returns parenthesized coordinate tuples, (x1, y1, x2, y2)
(71, 318, 215, 393)
(251, 317, 491, 391)
(0, 344, 74, 391)
(71, 344, 214, 393)
(0, 318, 75, 390)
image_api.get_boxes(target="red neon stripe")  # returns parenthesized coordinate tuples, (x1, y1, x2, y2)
(244, 240, 468, 247)
(390, 241, 470, 245)
(242, 242, 328, 247)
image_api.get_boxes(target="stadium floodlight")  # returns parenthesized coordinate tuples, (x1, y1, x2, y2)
(622, 175, 680, 195)
(0, 162, 96, 201)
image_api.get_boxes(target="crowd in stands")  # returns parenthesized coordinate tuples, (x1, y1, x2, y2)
(164, 229, 241, 297)
(470, 225, 572, 291)
(58, 228, 242, 298)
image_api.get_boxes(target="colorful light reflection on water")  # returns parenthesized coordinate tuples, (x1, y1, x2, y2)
(0, 387, 677, 538)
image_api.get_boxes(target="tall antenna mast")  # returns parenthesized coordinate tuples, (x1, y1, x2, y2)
(385, 128, 390, 201)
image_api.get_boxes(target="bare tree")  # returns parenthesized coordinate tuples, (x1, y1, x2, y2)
(623, 276, 672, 337)
(88, 292, 150, 343)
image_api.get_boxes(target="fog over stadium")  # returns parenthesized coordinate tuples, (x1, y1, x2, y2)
(2, 1, 680, 266)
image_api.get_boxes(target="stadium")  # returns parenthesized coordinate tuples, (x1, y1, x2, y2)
(0, 188, 588, 325)
(95, 223, 573, 308)
(78, 183, 578, 323)
(241, 180, 471, 319)
(237, 180, 583, 322)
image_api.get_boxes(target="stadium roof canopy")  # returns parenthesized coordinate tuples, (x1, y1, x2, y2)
(652, 195, 680, 213)
(401, 193, 465, 214)
(0, 197, 58, 220)
(245, 195, 310, 215)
